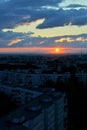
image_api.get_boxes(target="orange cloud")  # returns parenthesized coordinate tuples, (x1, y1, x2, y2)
(76, 37, 87, 42)
(55, 37, 74, 43)
(55, 37, 87, 43)
(8, 39, 23, 46)
(19, 19, 45, 28)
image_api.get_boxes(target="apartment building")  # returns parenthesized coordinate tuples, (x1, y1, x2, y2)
(0, 86, 67, 130)
(0, 84, 42, 104)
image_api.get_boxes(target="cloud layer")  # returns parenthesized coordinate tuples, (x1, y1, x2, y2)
(0, 0, 87, 30)
(0, 0, 87, 52)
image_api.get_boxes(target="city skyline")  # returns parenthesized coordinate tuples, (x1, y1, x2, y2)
(0, 0, 87, 54)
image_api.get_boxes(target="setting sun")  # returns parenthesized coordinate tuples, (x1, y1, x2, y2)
(55, 48, 60, 53)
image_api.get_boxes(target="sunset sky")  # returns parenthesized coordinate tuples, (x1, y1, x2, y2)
(0, 0, 87, 54)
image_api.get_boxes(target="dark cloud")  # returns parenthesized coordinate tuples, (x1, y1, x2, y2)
(37, 9, 87, 28)
(0, 0, 87, 30)
(0, 0, 63, 28)
(0, 30, 33, 47)
(9, 0, 63, 7)
(0, 31, 23, 40)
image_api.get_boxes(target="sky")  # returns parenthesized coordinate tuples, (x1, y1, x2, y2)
(0, 0, 87, 54)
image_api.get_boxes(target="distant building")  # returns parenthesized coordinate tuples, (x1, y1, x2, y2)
(0, 70, 70, 87)
(76, 72, 87, 88)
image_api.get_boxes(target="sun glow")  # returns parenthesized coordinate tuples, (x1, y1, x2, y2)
(55, 48, 60, 53)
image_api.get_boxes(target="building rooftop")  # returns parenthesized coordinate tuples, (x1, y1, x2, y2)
(0, 103, 43, 130)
